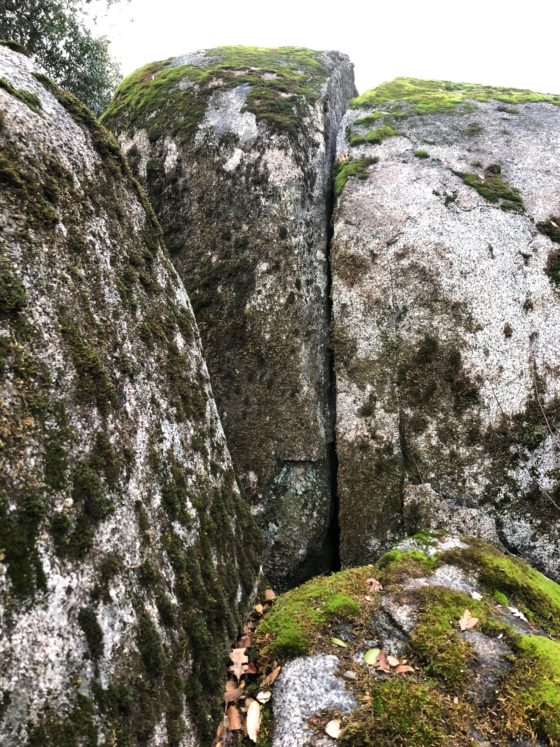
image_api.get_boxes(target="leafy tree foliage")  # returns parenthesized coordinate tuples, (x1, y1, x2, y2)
(0, 0, 121, 113)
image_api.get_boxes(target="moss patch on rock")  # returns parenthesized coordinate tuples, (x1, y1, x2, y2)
(253, 535, 560, 745)
(456, 166, 524, 212)
(255, 566, 375, 662)
(351, 77, 560, 115)
(333, 157, 378, 198)
(102, 46, 332, 143)
(0, 76, 41, 114)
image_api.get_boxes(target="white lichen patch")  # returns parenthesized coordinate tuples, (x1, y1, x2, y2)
(196, 84, 258, 144)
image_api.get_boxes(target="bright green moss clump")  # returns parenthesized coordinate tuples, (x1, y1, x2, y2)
(457, 167, 524, 212)
(441, 541, 560, 636)
(351, 76, 560, 114)
(102, 46, 331, 142)
(255, 566, 372, 661)
(349, 124, 397, 147)
(333, 157, 378, 198)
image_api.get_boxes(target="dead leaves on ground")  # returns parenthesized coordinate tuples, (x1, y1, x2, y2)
(363, 647, 415, 675)
(213, 588, 278, 746)
(458, 609, 479, 631)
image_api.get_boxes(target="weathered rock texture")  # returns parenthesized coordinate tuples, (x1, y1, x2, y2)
(332, 78, 560, 578)
(0, 45, 260, 745)
(253, 532, 560, 745)
(103, 47, 356, 589)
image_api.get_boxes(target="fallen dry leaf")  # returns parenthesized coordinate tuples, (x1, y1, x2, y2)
(458, 609, 479, 631)
(395, 664, 415, 674)
(375, 650, 392, 673)
(229, 648, 249, 680)
(263, 665, 281, 687)
(238, 634, 252, 649)
(256, 690, 271, 704)
(366, 577, 383, 592)
(224, 686, 244, 703)
(244, 661, 258, 675)
(264, 588, 276, 602)
(254, 603, 264, 615)
(246, 699, 261, 742)
(227, 705, 243, 731)
(326, 719, 341, 738)
(387, 655, 400, 667)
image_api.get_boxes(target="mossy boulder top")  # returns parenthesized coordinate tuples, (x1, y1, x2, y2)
(251, 533, 560, 745)
(332, 77, 560, 579)
(0, 44, 260, 745)
(103, 47, 356, 590)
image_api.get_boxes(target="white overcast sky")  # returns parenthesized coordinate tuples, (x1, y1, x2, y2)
(89, 0, 560, 95)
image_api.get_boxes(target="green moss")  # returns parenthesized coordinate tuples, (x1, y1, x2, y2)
(136, 612, 166, 680)
(33, 71, 163, 244)
(333, 157, 378, 198)
(351, 76, 560, 114)
(72, 462, 112, 521)
(341, 678, 471, 746)
(0, 40, 30, 56)
(0, 490, 47, 597)
(0, 145, 60, 226)
(0, 268, 27, 315)
(102, 46, 331, 143)
(324, 592, 361, 618)
(28, 693, 98, 746)
(60, 320, 115, 414)
(349, 124, 397, 146)
(255, 566, 372, 661)
(493, 589, 509, 606)
(407, 587, 486, 690)
(442, 543, 560, 636)
(537, 216, 560, 245)
(78, 607, 104, 661)
(457, 168, 524, 212)
(377, 549, 436, 585)
(0, 76, 42, 114)
(397, 333, 480, 417)
(52, 459, 113, 560)
(545, 250, 560, 287)
(44, 437, 68, 491)
(90, 431, 121, 489)
(414, 149, 430, 158)
(497, 635, 560, 743)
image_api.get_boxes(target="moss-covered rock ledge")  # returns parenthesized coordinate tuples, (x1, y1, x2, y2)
(250, 533, 560, 745)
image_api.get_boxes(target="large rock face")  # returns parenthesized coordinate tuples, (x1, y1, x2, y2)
(332, 78, 560, 578)
(0, 45, 260, 745)
(103, 47, 356, 589)
(252, 533, 560, 746)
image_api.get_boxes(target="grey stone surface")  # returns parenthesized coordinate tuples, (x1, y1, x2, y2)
(271, 655, 356, 747)
(0, 45, 260, 745)
(104, 47, 356, 589)
(332, 89, 560, 577)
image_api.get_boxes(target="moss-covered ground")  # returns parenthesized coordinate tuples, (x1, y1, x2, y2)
(252, 534, 560, 745)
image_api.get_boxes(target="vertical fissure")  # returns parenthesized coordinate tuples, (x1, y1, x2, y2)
(324, 170, 342, 573)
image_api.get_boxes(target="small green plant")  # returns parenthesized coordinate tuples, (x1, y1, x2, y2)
(414, 149, 430, 158)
